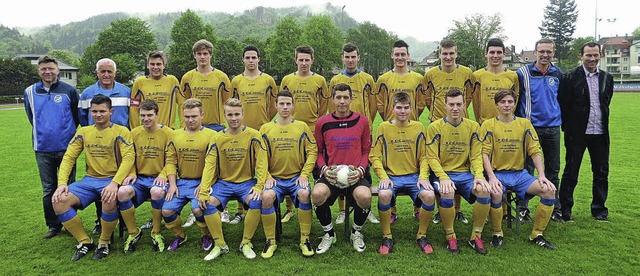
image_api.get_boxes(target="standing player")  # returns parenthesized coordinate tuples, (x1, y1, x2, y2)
(426, 88, 494, 255)
(197, 98, 268, 260)
(24, 55, 79, 239)
(472, 38, 519, 126)
(52, 94, 135, 260)
(328, 42, 379, 225)
(117, 99, 173, 254)
(313, 84, 372, 254)
(78, 58, 132, 236)
(424, 38, 474, 225)
(161, 98, 218, 252)
(280, 45, 329, 132)
(231, 45, 278, 224)
(370, 92, 436, 255)
(179, 39, 232, 131)
(515, 38, 564, 223)
(376, 39, 426, 122)
(130, 50, 180, 129)
(259, 90, 318, 258)
(480, 89, 558, 250)
(375, 39, 425, 223)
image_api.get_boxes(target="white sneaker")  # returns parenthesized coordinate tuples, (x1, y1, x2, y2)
(316, 233, 336, 254)
(221, 210, 230, 223)
(335, 212, 346, 224)
(367, 212, 380, 224)
(240, 242, 256, 259)
(229, 213, 245, 224)
(204, 245, 229, 261)
(350, 231, 366, 252)
(182, 213, 196, 227)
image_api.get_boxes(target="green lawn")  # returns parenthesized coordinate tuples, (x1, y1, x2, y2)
(1, 94, 638, 275)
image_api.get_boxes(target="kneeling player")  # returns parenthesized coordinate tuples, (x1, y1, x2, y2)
(52, 95, 135, 260)
(426, 88, 494, 255)
(370, 92, 436, 255)
(259, 90, 318, 258)
(162, 98, 218, 252)
(198, 98, 268, 260)
(313, 84, 372, 254)
(480, 89, 557, 249)
(117, 99, 172, 253)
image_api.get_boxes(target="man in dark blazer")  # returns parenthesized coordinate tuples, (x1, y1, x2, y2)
(558, 42, 614, 222)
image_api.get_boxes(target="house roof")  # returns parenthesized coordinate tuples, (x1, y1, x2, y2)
(14, 54, 79, 71)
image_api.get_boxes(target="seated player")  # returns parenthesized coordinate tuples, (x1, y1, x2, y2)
(426, 88, 494, 255)
(259, 90, 318, 258)
(198, 98, 268, 260)
(370, 92, 436, 255)
(480, 89, 558, 250)
(52, 94, 135, 260)
(312, 83, 372, 254)
(162, 98, 218, 251)
(117, 99, 173, 253)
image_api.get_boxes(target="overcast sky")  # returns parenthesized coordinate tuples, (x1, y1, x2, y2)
(0, 0, 635, 51)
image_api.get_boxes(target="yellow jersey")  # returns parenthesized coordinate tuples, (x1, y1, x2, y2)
(376, 70, 426, 121)
(130, 125, 173, 179)
(260, 120, 317, 180)
(328, 70, 377, 126)
(426, 118, 484, 180)
(423, 65, 474, 121)
(472, 68, 519, 125)
(280, 72, 329, 132)
(179, 68, 232, 127)
(480, 116, 542, 171)
(130, 75, 180, 129)
(231, 73, 278, 130)
(165, 126, 218, 179)
(369, 120, 429, 180)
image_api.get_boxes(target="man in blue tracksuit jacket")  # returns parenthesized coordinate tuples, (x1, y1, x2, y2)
(515, 38, 563, 223)
(24, 55, 80, 239)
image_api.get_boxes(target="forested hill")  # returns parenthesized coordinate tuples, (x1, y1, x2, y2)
(2, 4, 436, 59)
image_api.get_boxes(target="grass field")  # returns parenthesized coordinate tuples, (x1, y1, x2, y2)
(1, 94, 638, 275)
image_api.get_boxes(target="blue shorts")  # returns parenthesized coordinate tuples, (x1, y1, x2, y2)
(379, 174, 426, 205)
(431, 172, 476, 203)
(211, 179, 257, 210)
(162, 179, 201, 212)
(264, 176, 309, 208)
(68, 176, 112, 209)
(129, 176, 164, 207)
(494, 169, 536, 201)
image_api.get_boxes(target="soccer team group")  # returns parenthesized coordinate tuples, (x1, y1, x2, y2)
(24, 36, 613, 262)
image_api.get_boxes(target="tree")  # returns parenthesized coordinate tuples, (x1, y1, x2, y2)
(632, 26, 640, 37)
(79, 18, 157, 88)
(301, 16, 343, 79)
(346, 22, 397, 77)
(539, 0, 578, 61)
(446, 13, 505, 70)
(214, 38, 243, 77)
(167, 9, 217, 79)
(47, 50, 80, 67)
(265, 17, 303, 81)
(0, 58, 39, 96)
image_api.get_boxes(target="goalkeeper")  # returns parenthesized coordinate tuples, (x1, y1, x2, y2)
(312, 84, 372, 254)
(369, 92, 436, 255)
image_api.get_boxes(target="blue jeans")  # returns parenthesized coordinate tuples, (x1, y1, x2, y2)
(35, 151, 75, 230)
(518, 126, 561, 213)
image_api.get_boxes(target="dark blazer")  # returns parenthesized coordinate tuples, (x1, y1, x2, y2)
(558, 66, 614, 136)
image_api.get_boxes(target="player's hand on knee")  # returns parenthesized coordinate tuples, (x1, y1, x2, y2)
(379, 179, 393, 189)
(153, 177, 167, 187)
(122, 175, 136, 186)
(101, 181, 119, 203)
(198, 198, 209, 210)
(166, 184, 178, 201)
(296, 176, 309, 188)
(265, 178, 276, 189)
(250, 188, 262, 201)
(538, 176, 556, 191)
(440, 179, 455, 194)
(474, 178, 490, 193)
(417, 179, 433, 191)
(488, 177, 502, 194)
(53, 184, 69, 203)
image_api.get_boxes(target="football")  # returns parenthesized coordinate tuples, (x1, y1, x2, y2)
(336, 165, 350, 186)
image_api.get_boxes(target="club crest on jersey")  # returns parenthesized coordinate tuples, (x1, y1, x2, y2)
(548, 78, 557, 86)
(54, 95, 62, 103)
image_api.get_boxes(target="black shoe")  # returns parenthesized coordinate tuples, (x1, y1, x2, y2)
(518, 210, 532, 223)
(71, 242, 95, 261)
(594, 214, 609, 222)
(551, 212, 565, 223)
(530, 235, 557, 250)
(91, 223, 102, 235)
(455, 211, 469, 224)
(432, 212, 441, 224)
(562, 213, 574, 222)
(490, 235, 503, 248)
(92, 243, 112, 260)
(44, 228, 61, 239)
